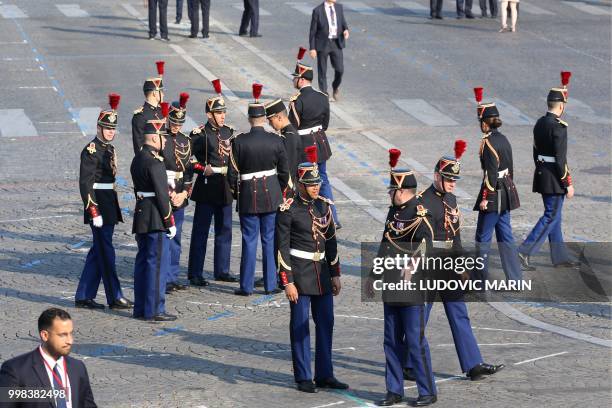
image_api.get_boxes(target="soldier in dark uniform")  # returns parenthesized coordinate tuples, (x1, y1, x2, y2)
(188, 79, 238, 286)
(162, 93, 193, 293)
(265, 98, 304, 188)
(472, 89, 522, 282)
(407, 141, 504, 384)
(130, 109, 178, 322)
(367, 149, 437, 407)
(76, 94, 133, 310)
(519, 72, 577, 269)
(228, 84, 290, 296)
(132, 61, 165, 155)
(275, 146, 347, 394)
(288, 55, 340, 227)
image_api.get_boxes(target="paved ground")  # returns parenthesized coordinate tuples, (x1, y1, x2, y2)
(0, 0, 610, 407)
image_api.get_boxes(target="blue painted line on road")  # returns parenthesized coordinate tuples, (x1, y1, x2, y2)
(121, 207, 130, 214)
(333, 389, 371, 407)
(251, 295, 274, 305)
(21, 260, 42, 269)
(207, 311, 235, 321)
(70, 241, 86, 249)
(116, 176, 129, 187)
(121, 193, 134, 201)
(571, 236, 594, 243)
(154, 325, 185, 336)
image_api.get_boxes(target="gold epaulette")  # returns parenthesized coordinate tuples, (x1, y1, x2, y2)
(556, 118, 568, 127)
(191, 126, 202, 134)
(416, 204, 428, 217)
(224, 124, 235, 133)
(318, 196, 334, 205)
(86, 142, 96, 155)
(133, 106, 144, 114)
(289, 92, 300, 102)
(151, 151, 164, 162)
(279, 198, 294, 212)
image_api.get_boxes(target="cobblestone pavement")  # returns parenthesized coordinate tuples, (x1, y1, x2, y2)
(0, 0, 610, 407)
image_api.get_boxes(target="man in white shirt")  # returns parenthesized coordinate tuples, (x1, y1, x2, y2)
(0, 308, 97, 408)
(309, 0, 349, 100)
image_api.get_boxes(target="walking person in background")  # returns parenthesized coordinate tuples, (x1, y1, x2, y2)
(499, 0, 518, 32)
(189, 0, 210, 39)
(147, 0, 170, 41)
(479, 0, 497, 18)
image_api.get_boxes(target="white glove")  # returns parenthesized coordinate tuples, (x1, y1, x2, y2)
(167, 226, 177, 239)
(167, 177, 176, 190)
(92, 215, 103, 228)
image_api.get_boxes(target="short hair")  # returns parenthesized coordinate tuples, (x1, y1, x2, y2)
(484, 117, 503, 129)
(547, 100, 564, 111)
(249, 116, 267, 127)
(38, 308, 71, 332)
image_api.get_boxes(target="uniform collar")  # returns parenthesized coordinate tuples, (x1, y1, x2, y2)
(546, 111, 559, 118)
(142, 144, 159, 153)
(299, 84, 312, 91)
(95, 136, 110, 147)
(430, 184, 445, 197)
(144, 101, 158, 110)
(298, 192, 314, 204)
(281, 124, 294, 134)
(206, 121, 218, 131)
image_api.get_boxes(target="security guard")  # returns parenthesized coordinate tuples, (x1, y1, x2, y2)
(368, 149, 437, 407)
(265, 98, 304, 186)
(519, 72, 577, 269)
(162, 93, 193, 293)
(130, 106, 178, 322)
(132, 61, 165, 154)
(408, 140, 504, 384)
(188, 79, 238, 286)
(227, 84, 290, 296)
(76, 94, 132, 310)
(275, 146, 347, 394)
(472, 89, 522, 282)
(288, 53, 340, 228)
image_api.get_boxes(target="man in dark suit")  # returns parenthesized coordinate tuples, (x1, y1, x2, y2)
(430, 0, 443, 19)
(0, 308, 97, 408)
(309, 0, 349, 100)
(147, 0, 169, 40)
(189, 0, 210, 39)
(239, 0, 261, 37)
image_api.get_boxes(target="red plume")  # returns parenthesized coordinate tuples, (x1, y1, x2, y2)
(560, 71, 571, 87)
(473, 87, 483, 103)
(389, 148, 401, 168)
(179, 92, 190, 109)
(156, 60, 165, 76)
(160, 102, 169, 118)
(108, 93, 120, 111)
(297, 47, 307, 61)
(212, 78, 222, 95)
(252, 83, 263, 101)
(305, 145, 318, 164)
(454, 139, 467, 160)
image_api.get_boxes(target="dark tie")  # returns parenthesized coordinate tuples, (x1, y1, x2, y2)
(329, 6, 336, 27)
(52, 363, 68, 408)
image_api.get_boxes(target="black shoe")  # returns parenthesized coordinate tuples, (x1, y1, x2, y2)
(148, 35, 156, 40)
(265, 288, 282, 295)
(153, 313, 177, 322)
(250, 33, 262, 37)
(234, 289, 252, 296)
(435, 15, 443, 19)
(75, 299, 105, 309)
(215, 274, 239, 283)
(175, 19, 181, 24)
(480, 13, 488, 18)
(518, 253, 536, 271)
(166, 283, 178, 294)
(296, 380, 318, 393)
(254, 278, 265, 287)
(403, 367, 416, 381)
(174, 283, 188, 291)
(457, 14, 464, 19)
(335, 222, 342, 230)
(239, 32, 248, 36)
(413, 395, 437, 406)
(466, 363, 505, 381)
(554, 261, 580, 268)
(189, 277, 210, 287)
(315, 377, 349, 390)
(110, 297, 133, 310)
(202, 33, 209, 38)
(160, 37, 170, 42)
(188, 34, 197, 38)
(466, 13, 475, 19)
(376, 391, 403, 406)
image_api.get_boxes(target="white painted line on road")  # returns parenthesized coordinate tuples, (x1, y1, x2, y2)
(0, 214, 74, 224)
(0, 40, 27, 45)
(436, 342, 532, 347)
(337, 314, 384, 321)
(343, 1, 383, 15)
(56, 4, 89, 17)
(488, 302, 612, 348)
(262, 347, 356, 354)
(513, 351, 568, 365)
(0, 4, 27, 18)
(392, 99, 459, 127)
(18, 86, 56, 90)
(471, 326, 542, 334)
(519, 3, 556, 15)
(231, 3, 271, 16)
(330, 176, 388, 223)
(122, 3, 145, 21)
(394, 1, 429, 13)
(405, 375, 464, 389)
(0, 109, 38, 137)
(285, 2, 313, 16)
(311, 402, 345, 408)
(565, 98, 612, 125)
(563, 1, 611, 16)
(489, 98, 534, 126)
(72, 107, 101, 137)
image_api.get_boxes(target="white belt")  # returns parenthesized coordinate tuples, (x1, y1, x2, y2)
(136, 192, 156, 198)
(498, 168, 509, 178)
(93, 183, 114, 190)
(538, 155, 556, 163)
(166, 170, 184, 179)
(210, 166, 228, 175)
(432, 240, 453, 249)
(240, 168, 277, 181)
(298, 125, 323, 135)
(290, 249, 326, 261)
